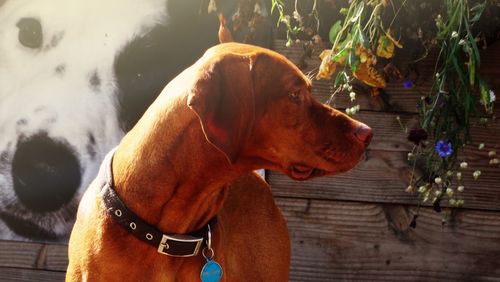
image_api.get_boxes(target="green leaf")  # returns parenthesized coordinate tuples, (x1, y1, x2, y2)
(358, 29, 368, 48)
(349, 52, 360, 73)
(350, 2, 365, 23)
(328, 21, 342, 44)
(334, 71, 347, 87)
(479, 79, 493, 113)
(332, 48, 348, 62)
(470, 1, 487, 23)
(468, 56, 475, 87)
(271, 0, 283, 15)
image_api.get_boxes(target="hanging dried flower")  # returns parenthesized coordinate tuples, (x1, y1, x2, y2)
(407, 128, 428, 145)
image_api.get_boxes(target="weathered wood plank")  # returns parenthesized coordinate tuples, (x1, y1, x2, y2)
(273, 39, 500, 113)
(329, 110, 500, 153)
(276, 197, 500, 282)
(3, 198, 500, 282)
(0, 267, 65, 282)
(0, 241, 68, 272)
(269, 109, 500, 211)
(269, 147, 500, 211)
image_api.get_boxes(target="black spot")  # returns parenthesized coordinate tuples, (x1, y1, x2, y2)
(55, 64, 66, 75)
(86, 133, 96, 159)
(114, 0, 273, 131)
(89, 70, 101, 92)
(385, 259, 391, 266)
(16, 119, 27, 126)
(11, 132, 81, 212)
(34, 106, 46, 113)
(16, 17, 43, 49)
(49, 32, 64, 49)
(114, 0, 220, 131)
(0, 151, 7, 161)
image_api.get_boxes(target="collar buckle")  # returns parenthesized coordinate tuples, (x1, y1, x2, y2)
(157, 234, 204, 257)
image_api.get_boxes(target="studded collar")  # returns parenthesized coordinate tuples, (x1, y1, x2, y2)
(98, 148, 216, 257)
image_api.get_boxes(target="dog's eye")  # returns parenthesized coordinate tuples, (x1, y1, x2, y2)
(16, 17, 43, 49)
(289, 90, 301, 103)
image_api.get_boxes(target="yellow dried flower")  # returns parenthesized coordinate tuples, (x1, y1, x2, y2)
(316, 50, 338, 80)
(376, 35, 395, 59)
(353, 63, 386, 88)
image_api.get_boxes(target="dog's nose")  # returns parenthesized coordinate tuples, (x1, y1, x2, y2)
(354, 123, 373, 146)
(12, 133, 81, 212)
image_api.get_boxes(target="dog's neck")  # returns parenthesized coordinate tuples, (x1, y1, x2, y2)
(111, 87, 249, 236)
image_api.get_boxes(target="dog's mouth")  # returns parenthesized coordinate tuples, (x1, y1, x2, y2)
(289, 164, 327, 181)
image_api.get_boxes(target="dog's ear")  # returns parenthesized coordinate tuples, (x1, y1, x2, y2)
(187, 54, 255, 164)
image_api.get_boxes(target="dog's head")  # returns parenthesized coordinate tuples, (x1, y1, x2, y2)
(188, 43, 372, 180)
(0, 0, 223, 241)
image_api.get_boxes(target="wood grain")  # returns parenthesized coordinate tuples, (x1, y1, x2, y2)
(0, 25, 498, 282)
(276, 197, 500, 282)
(0, 268, 65, 282)
(2, 198, 500, 282)
(0, 241, 68, 272)
(269, 109, 500, 211)
(273, 39, 500, 113)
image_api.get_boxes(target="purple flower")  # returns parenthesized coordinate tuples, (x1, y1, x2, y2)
(403, 79, 413, 89)
(435, 140, 453, 157)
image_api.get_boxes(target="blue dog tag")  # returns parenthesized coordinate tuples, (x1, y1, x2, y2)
(200, 259, 223, 282)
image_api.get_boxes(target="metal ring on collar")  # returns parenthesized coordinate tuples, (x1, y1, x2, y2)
(129, 222, 137, 230)
(202, 247, 214, 260)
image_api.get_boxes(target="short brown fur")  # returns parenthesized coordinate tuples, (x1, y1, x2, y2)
(67, 43, 371, 281)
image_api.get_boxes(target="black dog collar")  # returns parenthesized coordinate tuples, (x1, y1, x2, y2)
(99, 149, 216, 257)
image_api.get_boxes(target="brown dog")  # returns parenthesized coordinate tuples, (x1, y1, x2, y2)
(66, 43, 372, 281)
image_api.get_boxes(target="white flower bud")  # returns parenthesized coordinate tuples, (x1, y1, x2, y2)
(456, 172, 462, 180)
(349, 92, 356, 101)
(451, 31, 459, 38)
(460, 162, 468, 169)
(473, 170, 481, 180)
(434, 177, 443, 185)
(457, 186, 465, 192)
(490, 158, 499, 165)
(418, 186, 427, 193)
(488, 151, 496, 157)
(446, 188, 453, 196)
(478, 143, 485, 150)
(406, 185, 414, 193)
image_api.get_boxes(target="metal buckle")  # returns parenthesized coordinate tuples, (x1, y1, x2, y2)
(157, 234, 203, 257)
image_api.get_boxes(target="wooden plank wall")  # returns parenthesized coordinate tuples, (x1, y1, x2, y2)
(0, 40, 498, 281)
(271, 39, 500, 281)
